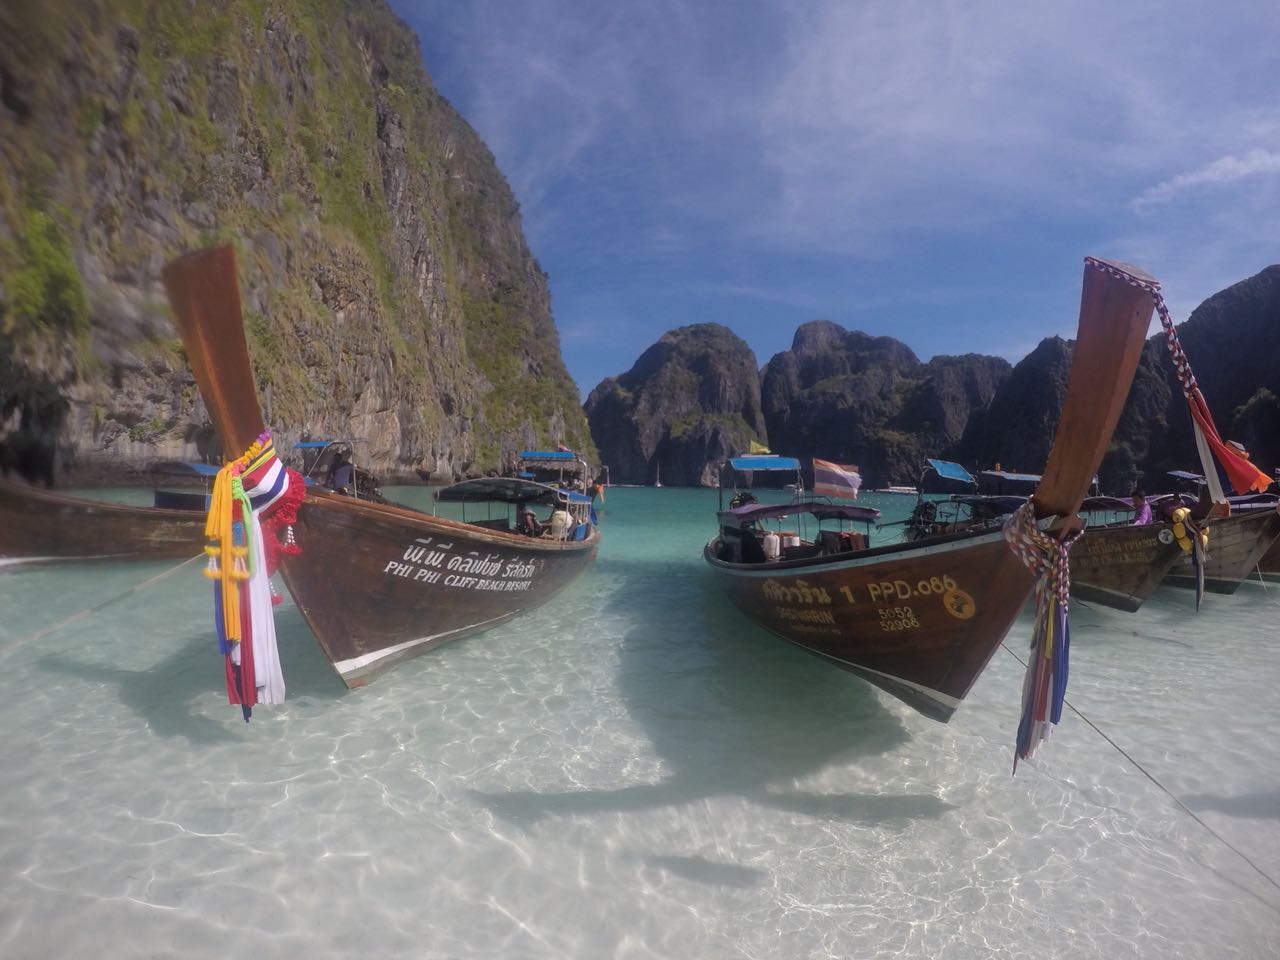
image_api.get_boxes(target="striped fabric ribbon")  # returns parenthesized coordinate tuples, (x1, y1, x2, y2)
(1003, 499, 1083, 769)
(241, 435, 291, 512)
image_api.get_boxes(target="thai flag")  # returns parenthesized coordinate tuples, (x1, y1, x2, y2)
(813, 459, 861, 500)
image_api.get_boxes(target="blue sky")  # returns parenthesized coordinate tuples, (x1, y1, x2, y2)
(392, 1, 1280, 399)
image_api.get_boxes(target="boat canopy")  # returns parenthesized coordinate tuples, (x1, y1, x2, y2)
(1226, 492, 1279, 509)
(977, 469, 1044, 496)
(719, 500, 880, 528)
(728, 455, 801, 472)
(1080, 495, 1134, 512)
(518, 450, 577, 462)
(980, 469, 1042, 484)
(151, 460, 220, 478)
(925, 459, 975, 484)
(953, 495, 1026, 513)
(435, 477, 572, 506)
(1167, 469, 1205, 483)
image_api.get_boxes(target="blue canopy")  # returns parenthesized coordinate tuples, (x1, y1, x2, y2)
(151, 460, 220, 478)
(519, 450, 576, 461)
(1167, 470, 1205, 482)
(925, 459, 975, 484)
(728, 456, 801, 471)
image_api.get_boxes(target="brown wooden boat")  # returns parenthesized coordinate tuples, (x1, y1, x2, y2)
(904, 493, 1185, 614)
(1069, 520, 1185, 612)
(162, 245, 600, 687)
(1260, 531, 1280, 583)
(0, 473, 206, 564)
(1164, 503, 1280, 594)
(704, 256, 1156, 721)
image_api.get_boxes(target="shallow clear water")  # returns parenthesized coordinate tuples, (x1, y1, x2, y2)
(1, 487, 1278, 958)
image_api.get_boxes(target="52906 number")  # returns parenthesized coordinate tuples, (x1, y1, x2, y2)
(878, 606, 919, 632)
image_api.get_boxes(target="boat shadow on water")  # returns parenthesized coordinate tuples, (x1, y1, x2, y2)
(34, 606, 346, 744)
(472, 567, 955, 831)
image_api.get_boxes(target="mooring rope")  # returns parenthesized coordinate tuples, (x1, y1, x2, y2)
(0, 553, 203, 658)
(1001, 641, 1280, 913)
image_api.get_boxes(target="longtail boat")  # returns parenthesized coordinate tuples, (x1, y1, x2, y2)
(704, 257, 1155, 722)
(905, 493, 1186, 613)
(1164, 496, 1280, 594)
(1068, 497, 1185, 612)
(162, 245, 600, 688)
(1259, 532, 1280, 583)
(0, 473, 206, 563)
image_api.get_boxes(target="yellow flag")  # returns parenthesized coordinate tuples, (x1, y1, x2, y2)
(749, 440, 770, 454)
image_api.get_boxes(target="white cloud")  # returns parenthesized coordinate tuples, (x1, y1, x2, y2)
(398, 0, 1280, 388)
(1134, 149, 1280, 208)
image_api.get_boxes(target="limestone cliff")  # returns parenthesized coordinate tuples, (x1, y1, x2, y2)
(970, 267, 1280, 494)
(1113, 265, 1280, 489)
(0, 0, 595, 484)
(583, 323, 766, 486)
(760, 321, 1010, 488)
(583, 267, 1280, 493)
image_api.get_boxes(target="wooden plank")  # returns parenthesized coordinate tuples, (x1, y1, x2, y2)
(1034, 258, 1156, 529)
(162, 245, 265, 457)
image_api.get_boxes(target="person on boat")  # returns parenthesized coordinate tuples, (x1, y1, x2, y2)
(329, 452, 354, 494)
(516, 508, 543, 537)
(1130, 488, 1152, 525)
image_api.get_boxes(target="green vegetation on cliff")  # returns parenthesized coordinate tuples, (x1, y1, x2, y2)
(0, 0, 594, 480)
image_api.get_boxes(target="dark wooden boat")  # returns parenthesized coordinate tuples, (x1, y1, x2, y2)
(905, 493, 1186, 613)
(1164, 499, 1280, 594)
(0, 473, 206, 563)
(1259, 534, 1280, 583)
(704, 257, 1156, 721)
(1070, 514, 1185, 612)
(161, 245, 600, 687)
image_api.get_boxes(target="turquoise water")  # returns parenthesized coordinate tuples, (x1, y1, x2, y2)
(1, 486, 1278, 958)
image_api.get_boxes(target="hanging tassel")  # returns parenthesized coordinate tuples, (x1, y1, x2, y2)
(198, 430, 297, 719)
(1003, 500, 1083, 770)
(203, 543, 220, 579)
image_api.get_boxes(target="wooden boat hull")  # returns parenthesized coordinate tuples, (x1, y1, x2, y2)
(1069, 522, 1184, 612)
(0, 475, 206, 563)
(1259, 535, 1280, 583)
(1164, 507, 1280, 594)
(281, 490, 599, 687)
(704, 529, 1033, 721)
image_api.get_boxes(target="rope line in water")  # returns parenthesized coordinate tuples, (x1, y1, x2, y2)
(1, 554, 203, 657)
(1001, 642, 1280, 913)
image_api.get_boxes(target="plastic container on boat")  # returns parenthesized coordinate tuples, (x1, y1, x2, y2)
(762, 531, 781, 561)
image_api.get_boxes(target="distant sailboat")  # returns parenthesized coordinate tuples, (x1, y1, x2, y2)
(654, 462, 663, 488)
